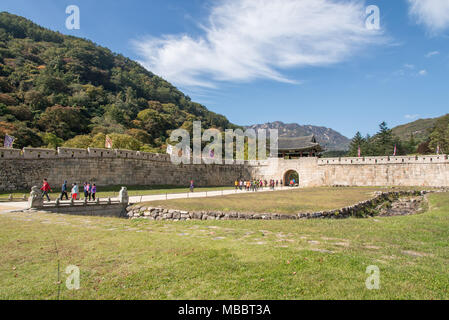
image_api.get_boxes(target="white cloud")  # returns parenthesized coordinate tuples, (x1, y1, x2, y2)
(408, 0, 449, 33)
(418, 69, 428, 76)
(405, 114, 420, 120)
(425, 51, 440, 58)
(133, 0, 385, 88)
(392, 65, 427, 78)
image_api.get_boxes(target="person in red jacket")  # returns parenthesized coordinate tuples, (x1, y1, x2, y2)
(40, 179, 52, 202)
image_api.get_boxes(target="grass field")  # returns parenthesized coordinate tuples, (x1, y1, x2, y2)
(0, 185, 234, 201)
(148, 187, 395, 214)
(1, 190, 448, 300)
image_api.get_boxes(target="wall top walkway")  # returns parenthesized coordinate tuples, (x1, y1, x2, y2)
(318, 155, 449, 165)
(0, 147, 172, 161)
(2, 147, 447, 166)
(0, 147, 263, 165)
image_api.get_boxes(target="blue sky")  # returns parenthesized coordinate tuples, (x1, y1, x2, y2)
(1, 0, 449, 138)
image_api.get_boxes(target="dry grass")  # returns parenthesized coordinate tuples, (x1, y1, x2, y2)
(148, 187, 392, 214)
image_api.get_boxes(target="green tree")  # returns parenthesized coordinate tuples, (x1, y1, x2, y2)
(126, 128, 152, 144)
(109, 133, 142, 151)
(429, 115, 449, 153)
(90, 133, 106, 148)
(63, 135, 92, 148)
(375, 121, 394, 155)
(38, 105, 88, 140)
(348, 132, 365, 157)
(137, 108, 168, 138)
(40, 132, 64, 149)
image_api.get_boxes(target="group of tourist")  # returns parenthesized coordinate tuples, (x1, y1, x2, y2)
(234, 179, 283, 192)
(38, 176, 295, 203)
(40, 179, 97, 202)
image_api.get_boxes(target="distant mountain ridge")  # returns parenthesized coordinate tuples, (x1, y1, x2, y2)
(245, 121, 351, 151)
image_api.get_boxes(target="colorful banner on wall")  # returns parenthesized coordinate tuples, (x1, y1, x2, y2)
(105, 136, 113, 149)
(3, 134, 15, 148)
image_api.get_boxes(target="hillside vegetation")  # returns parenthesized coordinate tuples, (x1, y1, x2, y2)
(0, 12, 236, 151)
(346, 116, 449, 157)
(392, 117, 442, 142)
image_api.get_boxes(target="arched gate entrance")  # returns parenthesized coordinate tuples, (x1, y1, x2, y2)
(283, 170, 299, 186)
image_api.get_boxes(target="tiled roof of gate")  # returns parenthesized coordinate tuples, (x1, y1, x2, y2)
(278, 135, 322, 151)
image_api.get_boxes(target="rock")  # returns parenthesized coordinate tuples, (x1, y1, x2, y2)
(216, 212, 224, 218)
(180, 213, 189, 219)
(193, 212, 203, 220)
(229, 213, 238, 219)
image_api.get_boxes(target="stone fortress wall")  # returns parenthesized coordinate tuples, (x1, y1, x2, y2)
(253, 155, 449, 187)
(1, 147, 449, 191)
(0, 147, 253, 192)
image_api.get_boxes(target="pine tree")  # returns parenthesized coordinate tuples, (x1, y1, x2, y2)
(348, 132, 365, 157)
(429, 115, 449, 154)
(375, 122, 394, 156)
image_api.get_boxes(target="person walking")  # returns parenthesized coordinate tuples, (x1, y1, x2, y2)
(71, 183, 79, 200)
(83, 182, 90, 200)
(60, 180, 69, 200)
(190, 180, 195, 193)
(91, 184, 97, 201)
(40, 179, 52, 202)
(235, 180, 239, 190)
(87, 182, 92, 201)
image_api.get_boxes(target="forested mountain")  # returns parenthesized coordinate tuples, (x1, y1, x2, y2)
(347, 115, 449, 157)
(391, 115, 446, 143)
(246, 121, 351, 151)
(0, 12, 237, 151)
